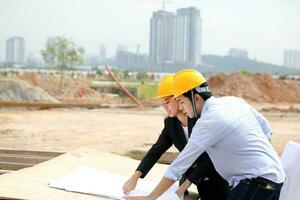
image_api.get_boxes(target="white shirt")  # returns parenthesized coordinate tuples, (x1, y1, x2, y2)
(181, 125, 189, 141)
(164, 96, 285, 187)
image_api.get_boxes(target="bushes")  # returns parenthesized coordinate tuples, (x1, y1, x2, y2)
(279, 74, 288, 80)
(240, 70, 253, 76)
(138, 83, 158, 100)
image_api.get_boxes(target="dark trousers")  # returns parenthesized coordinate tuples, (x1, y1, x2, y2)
(197, 179, 229, 200)
(227, 177, 283, 200)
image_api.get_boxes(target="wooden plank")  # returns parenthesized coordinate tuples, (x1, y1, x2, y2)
(0, 147, 167, 199)
(126, 149, 178, 165)
(0, 149, 64, 157)
(0, 162, 33, 171)
(0, 150, 63, 173)
(0, 155, 49, 165)
(0, 146, 198, 199)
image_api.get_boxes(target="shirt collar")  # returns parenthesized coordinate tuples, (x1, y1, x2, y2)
(200, 96, 215, 116)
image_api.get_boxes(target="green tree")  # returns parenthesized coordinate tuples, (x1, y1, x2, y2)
(92, 66, 104, 77)
(123, 70, 130, 80)
(40, 37, 85, 91)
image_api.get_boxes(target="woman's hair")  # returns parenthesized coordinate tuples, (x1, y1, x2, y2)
(182, 82, 212, 102)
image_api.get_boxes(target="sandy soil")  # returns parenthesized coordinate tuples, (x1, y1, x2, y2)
(0, 106, 299, 156)
(0, 108, 165, 154)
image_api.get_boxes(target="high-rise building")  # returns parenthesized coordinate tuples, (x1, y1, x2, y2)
(149, 11, 176, 64)
(175, 7, 202, 65)
(46, 36, 61, 47)
(228, 48, 248, 59)
(116, 49, 148, 70)
(85, 54, 100, 66)
(284, 49, 300, 69)
(149, 7, 202, 67)
(6, 36, 25, 65)
(99, 44, 106, 62)
(26, 53, 43, 67)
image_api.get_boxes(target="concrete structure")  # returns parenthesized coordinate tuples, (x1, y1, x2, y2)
(149, 10, 176, 64)
(85, 54, 100, 66)
(228, 48, 248, 59)
(149, 7, 202, 67)
(26, 53, 44, 67)
(127, 71, 171, 81)
(116, 50, 148, 71)
(284, 49, 300, 69)
(175, 7, 202, 65)
(6, 36, 25, 65)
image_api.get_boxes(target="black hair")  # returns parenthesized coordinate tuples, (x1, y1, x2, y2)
(183, 82, 212, 102)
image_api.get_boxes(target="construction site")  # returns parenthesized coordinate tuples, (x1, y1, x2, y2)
(0, 68, 300, 200)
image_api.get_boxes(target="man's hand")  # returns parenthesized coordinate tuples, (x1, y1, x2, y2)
(123, 195, 153, 200)
(176, 179, 192, 198)
(123, 171, 142, 195)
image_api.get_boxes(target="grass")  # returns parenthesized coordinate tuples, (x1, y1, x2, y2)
(138, 83, 158, 100)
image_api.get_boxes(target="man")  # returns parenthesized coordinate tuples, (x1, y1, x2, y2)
(123, 75, 228, 200)
(125, 69, 285, 200)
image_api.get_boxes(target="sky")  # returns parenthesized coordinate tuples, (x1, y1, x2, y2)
(0, 0, 299, 65)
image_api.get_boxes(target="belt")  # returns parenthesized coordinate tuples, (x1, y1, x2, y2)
(240, 177, 282, 191)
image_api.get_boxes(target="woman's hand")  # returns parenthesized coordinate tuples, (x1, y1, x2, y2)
(123, 177, 138, 195)
(123, 171, 142, 195)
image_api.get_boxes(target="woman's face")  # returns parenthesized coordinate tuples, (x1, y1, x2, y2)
(162, 96, 180, 117)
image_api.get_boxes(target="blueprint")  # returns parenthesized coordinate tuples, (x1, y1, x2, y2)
(279, 141, 300, 200)
(49, 166, 181, 200)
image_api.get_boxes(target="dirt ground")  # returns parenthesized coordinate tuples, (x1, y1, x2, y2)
(0, 104, 299, 156)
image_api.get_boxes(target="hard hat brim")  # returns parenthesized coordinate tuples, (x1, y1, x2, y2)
(154, 94, 174, 99)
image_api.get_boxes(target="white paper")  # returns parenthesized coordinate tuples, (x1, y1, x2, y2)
(279, 141, 300, 200)
(49, 166, 181, 200)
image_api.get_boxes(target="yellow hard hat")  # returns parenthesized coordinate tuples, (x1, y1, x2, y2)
(155, 74, 174, 99)
(172, 68, 207, 98)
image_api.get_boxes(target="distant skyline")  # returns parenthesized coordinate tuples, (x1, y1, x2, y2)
(0, 0, 299, 65)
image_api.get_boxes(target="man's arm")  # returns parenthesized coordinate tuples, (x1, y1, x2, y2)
(125, 139, 204, 200)
(125, 177, 175, 200)
(176, 179, 192, 198)
(126, 109, 222, 199)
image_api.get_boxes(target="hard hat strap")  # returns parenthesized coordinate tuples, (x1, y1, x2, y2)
(191, 89, 198, 118)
